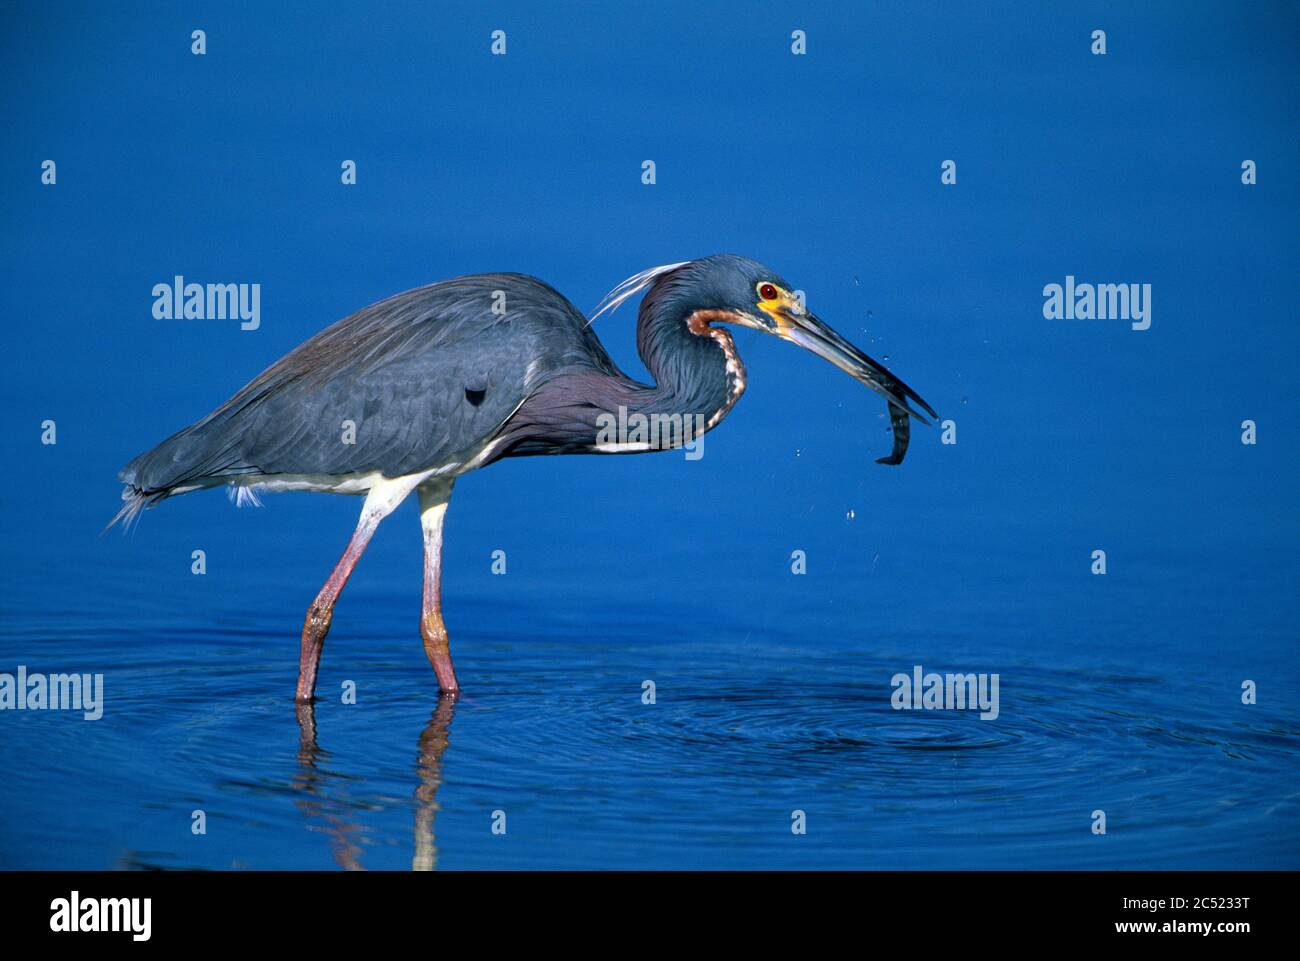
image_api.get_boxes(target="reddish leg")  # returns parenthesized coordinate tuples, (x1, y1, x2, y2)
(418, 479, 459, 695)
(295, 478, 419, 702)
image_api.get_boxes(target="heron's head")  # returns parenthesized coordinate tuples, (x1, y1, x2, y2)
(681, 254, 938, 429)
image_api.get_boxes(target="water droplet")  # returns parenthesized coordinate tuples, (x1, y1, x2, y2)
(846, 509, 856, 520)
(960, 396, 969, 405)
(852, 275, 860, 287)
(882, 355, 890, 362)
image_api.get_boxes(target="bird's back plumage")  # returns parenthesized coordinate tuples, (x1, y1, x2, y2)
(116, 273, 620, 524)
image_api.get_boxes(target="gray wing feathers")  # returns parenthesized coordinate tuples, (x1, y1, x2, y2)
(119, 273, 609, 498)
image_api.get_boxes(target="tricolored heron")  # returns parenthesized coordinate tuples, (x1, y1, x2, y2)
(116, 254, 936, 701)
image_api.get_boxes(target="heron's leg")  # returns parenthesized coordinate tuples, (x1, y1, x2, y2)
(295, 477, 420, 702)
(418, 478, 459, 695)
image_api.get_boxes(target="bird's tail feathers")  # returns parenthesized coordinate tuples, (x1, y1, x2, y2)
(103, 485, 159, 535)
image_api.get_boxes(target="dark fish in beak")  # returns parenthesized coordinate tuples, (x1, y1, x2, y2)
(779, 311, 937, 465)
(876, 402, 911, 466)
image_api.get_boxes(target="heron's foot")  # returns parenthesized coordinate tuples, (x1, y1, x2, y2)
(421, 612, 460, 695)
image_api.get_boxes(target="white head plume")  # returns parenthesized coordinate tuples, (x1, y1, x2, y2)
(587, 261, 690, 327)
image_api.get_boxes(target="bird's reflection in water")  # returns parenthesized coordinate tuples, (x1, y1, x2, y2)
(412, 698, 456, 871)
(293, 699, 457, 871)
(293, 702, 365, 870)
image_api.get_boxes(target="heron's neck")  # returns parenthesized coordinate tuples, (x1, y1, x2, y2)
(495, 299, 746, 461)
(630, 303, 746, 429)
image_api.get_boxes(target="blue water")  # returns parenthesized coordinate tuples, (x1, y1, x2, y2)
(1, 2, 1298, 869)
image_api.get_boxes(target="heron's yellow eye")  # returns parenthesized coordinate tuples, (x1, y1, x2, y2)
(758, 283, 779, 301)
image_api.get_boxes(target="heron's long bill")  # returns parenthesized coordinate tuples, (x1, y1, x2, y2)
(779, 312, 937, 465)
(781, 312, 937, 424)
